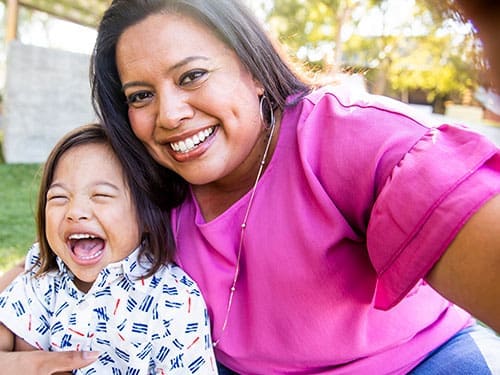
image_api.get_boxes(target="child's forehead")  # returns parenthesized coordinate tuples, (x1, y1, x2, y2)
(64, 141, 114, 160)
(55, 142, 125, 179)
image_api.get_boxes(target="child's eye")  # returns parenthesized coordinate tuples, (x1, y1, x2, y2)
(179, 69, 209, 87)
(126, 91, 154, 108)
(92, 193, 113, 200)
(47, 195, 68, 202)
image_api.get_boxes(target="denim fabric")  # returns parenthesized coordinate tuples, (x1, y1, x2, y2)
(217, 362, 239, 375)
(410, 324, 500, 375)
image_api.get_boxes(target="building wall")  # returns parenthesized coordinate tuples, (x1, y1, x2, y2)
(3, 41, 97, 163)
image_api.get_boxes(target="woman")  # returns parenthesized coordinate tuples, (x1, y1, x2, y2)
(90, 1, 500, 373)
(1, 0, 499, 373)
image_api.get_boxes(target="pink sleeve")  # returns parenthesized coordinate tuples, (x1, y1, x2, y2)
(368, 124, 500, 309)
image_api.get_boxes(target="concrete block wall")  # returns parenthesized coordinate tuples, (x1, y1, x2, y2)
(3, 41, 97, 163)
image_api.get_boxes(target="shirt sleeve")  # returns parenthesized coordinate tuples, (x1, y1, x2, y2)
(368, 124, 499, 309)
(153, 267, 217, 374)
(0, 245, 50, 350)
(299, 87, 499, 310)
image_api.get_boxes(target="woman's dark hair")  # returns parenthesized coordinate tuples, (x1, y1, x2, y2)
(90, 0, 311, 208)
(36, 123, 175, 279)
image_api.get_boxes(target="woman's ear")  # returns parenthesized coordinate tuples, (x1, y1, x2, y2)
(254, 79, 265, 96)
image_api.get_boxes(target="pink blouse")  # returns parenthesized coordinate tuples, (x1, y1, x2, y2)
(172, 85, 499, 374)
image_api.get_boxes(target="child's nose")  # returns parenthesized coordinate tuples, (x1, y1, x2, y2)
(66, 198, 91, 221)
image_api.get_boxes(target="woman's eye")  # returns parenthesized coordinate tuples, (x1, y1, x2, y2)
(179, 70, 208, 87)
(126, 91, 153, 107)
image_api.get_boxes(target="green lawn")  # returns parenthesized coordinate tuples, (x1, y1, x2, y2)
(0, 163, 41, 272)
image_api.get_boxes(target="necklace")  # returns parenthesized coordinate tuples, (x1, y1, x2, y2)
(212, 109, 277, 348)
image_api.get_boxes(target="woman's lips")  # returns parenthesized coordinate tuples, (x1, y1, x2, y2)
(169, 126, 216, 153)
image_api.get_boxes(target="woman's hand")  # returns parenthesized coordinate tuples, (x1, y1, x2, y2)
(0, 350, 99, 374)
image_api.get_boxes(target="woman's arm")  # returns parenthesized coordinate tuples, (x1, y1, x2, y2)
(12, 337, 72, 375)
(0, 324, 99, 375)
(0, 350, 99, 374)
(426, 194, 500, 333)
(1, 322, 98, 373)
(0, 260, 24, 292)
(1, 323, 98, 373)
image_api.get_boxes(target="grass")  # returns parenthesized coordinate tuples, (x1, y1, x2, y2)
(0, 163, 41, 272)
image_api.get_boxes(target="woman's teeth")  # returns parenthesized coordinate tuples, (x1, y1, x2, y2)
(170, 127, 215, 153)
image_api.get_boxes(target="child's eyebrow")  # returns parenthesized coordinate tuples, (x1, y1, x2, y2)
(48, 181, 121, 190)
(93, 181, 120, 190)
(47, 182, 67, 190)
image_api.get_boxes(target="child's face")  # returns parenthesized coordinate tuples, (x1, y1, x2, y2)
(45, 142, 141, 292)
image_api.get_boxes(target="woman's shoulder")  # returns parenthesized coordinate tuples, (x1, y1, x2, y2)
(298, 83, 427, 119)
(284, 83, 438, 143)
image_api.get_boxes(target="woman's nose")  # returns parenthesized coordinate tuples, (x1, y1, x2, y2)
(156, 90, 194, 129)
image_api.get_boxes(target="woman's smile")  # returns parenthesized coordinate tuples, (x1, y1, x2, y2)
(169, 125, 216, 153)
(117, 13, 265, 186)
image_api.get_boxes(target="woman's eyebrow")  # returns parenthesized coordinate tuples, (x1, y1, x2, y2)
(121, 55, 209, 92)
(169, 56, 209, 72)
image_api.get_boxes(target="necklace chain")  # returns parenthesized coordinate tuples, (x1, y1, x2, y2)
(212, 116, 277, 348)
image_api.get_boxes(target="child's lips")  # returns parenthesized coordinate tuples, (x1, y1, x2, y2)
(67, 233, 105, 263)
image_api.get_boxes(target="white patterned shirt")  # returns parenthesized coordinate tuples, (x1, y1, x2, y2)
(0, 244, 217, 374)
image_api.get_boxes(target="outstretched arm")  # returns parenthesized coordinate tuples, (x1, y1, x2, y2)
(0, 350, 99, 374)
(426, 194, 500, 333)
(1, 322, 98, 373)
(0, 260, 24, 292)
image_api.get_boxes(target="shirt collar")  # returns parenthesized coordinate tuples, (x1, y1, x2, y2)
(55, 245, 156, 293)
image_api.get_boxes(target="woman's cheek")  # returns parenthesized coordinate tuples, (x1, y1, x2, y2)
(128, 109, 151, 140)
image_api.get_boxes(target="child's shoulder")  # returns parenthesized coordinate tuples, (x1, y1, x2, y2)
(24, 243, 42, 272)
(144, 263, 202, 296)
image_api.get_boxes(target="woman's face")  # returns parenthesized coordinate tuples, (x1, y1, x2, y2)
(116, 13, 266, 187)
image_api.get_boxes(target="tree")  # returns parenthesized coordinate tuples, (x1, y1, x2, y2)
(266, 0, 483, 106)
(267, 0, 381, 74)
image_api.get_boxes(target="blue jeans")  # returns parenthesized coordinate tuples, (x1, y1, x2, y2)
(216, 324, 500, 374)
(217, 362, 239, 375)
(410, 323, 500, 374)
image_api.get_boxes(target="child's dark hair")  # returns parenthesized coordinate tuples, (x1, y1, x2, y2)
(36, 123, 175, 278)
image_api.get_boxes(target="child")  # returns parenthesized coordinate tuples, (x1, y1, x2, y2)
(0, 123, 217, 374)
